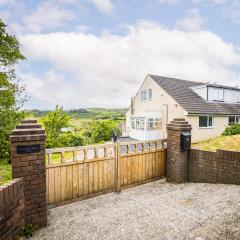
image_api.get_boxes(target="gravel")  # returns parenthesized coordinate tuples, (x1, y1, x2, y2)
(31, 179, 240, 240)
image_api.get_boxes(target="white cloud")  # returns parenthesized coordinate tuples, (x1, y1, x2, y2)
(176, 9, 204, 31)
(212, 0, 225, 4)
(20, 2, 75, 33)
(20, 21, 240, 108)
(89, 0, 113, 13)
(158, 0, 179, 5)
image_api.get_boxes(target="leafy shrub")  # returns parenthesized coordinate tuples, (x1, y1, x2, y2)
(222, 124, 240, 136)
(84, 120, 119, 143)
(46, 132, 84, 148)
(20, 224, 38, 238)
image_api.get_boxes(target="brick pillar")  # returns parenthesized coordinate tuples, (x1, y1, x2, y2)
(166, 118, 192, 183)
(10, 119, 47, 227)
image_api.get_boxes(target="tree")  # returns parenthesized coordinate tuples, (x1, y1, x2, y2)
(0, 19, 26, 160)
(85, 120, 118, 143)
(42, 106, 85, 148)
(42, 106, 71, 139)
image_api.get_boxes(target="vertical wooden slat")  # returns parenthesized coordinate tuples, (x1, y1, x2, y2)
(127, 156, 132, 185)
(123, 156, 128, 186)
(78, 163, 84, 196)
(103, 159, 108, 190)
(60, 166, 67, 201)
(46, 168, 49, 203)
(93, 159, 99, 193)
(54, 167, 61, 203)
(115, 143, 121, 192)
(107, 159, 114, 189)
(48, 168, 55, 204)
(66, 165, 73, 200)
(152, 151, 157, 178)
(83, 163, 89, 195)
(72, 164, 79, 198)
(98, 160, 104, 191)
(139, 152, 143, 182)
(88, 162, 94, 194)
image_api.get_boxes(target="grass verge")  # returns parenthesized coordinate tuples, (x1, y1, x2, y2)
(0, 160, 12, 185)
(192, 135, 240, 151)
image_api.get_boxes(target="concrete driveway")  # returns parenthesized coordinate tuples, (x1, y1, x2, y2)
(31, 180, 240, 240)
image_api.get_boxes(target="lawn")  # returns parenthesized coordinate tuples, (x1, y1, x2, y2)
(192, 135, 240, 151)
(0, 160, 12, 185)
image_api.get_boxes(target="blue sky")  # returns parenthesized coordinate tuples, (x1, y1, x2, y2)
(1, 0, 240, 109)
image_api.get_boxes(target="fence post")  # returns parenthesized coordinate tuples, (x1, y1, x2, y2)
(114, 142, 121, 193)
(10, 119, 47, 227)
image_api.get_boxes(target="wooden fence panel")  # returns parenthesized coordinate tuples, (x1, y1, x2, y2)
(46, 140, 167, 207)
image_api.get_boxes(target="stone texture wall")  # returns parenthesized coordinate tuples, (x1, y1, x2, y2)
(188, 149, 240, 184)
(0, 178, 25, 240)
(166, 119, 192, 183)
(10, 119, 47, 227)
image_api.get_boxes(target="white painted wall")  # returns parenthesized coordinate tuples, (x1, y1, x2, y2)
(186, 115, 229, 143)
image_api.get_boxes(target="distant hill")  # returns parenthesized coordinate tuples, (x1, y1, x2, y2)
(27, 108, 127, 120)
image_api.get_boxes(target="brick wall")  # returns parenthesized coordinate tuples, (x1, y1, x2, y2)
(188, 149, 240, 184)
(167, 119, 192, 183)
(10, 119, 47, 227)
(0, 178, 25, 240)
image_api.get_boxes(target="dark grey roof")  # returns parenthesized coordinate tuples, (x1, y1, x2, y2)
(150, 75, 240, 115)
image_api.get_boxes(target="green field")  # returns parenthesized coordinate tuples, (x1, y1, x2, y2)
(192, 135, 240, 151)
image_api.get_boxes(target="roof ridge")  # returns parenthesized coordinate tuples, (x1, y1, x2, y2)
(149, 74, 204, 85)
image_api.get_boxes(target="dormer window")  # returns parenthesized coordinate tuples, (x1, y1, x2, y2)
(191, 85, 240, 103)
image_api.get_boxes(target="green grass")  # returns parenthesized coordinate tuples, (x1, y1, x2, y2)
(0, 160, 12, 185)
(192, 135, 240, 152)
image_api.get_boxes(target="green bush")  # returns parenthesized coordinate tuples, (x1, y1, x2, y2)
(222, 124, 240, 136)
(46, 132, 84, 148)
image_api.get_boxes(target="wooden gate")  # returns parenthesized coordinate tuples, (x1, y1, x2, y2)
(46, 139, 167, 207)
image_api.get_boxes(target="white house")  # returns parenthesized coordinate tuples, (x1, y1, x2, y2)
(124, 74, 240, 143)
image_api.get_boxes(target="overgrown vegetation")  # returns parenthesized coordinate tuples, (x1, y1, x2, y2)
(192, 134, 240, 151)
(0, 160, 12, 185)
(20, 224, 38, 238)
(0, 19, 26, 161)
(222, 124, 240, 136)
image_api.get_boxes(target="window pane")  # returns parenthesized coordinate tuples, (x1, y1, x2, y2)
(208, 116, 213, 127)
(199, 116, 208, 127)
(236, 117, 240, 124)
(218, 89, 224, 101)
(147, 118, 154, 130)
(229, 116, 235, 125)
(148, 89, 152, 100)
(131, 119, 135, 129)
(143, 90, 147, 101)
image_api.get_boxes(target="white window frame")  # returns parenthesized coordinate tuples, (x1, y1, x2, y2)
(199, 116, 213, 128)
(147, 118, 162, 131)
(140, 89, 152, 102)
(229, 116, 240, 125)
